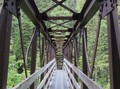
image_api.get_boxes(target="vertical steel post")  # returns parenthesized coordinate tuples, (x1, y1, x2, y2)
(65, 46, 68, 60)
(82, 29, 88, 89)
(65, 48, 67, 59)
(46, 40, 49, 64)
(73, 37, 78, 81)
(47, 43, 50, 62)
(67, 44, 70, 61)
(0, 7, 12, 89)
(49, 44, 52, 61)
(107, 3, 120, 89)
(71, 39, 75, 86)
(49, 45, 52, 61)
(30, 29, 37, 89)
(63, 49, 65, 59)
(69, 42, 73, 63)
(40, 37, 45, 81)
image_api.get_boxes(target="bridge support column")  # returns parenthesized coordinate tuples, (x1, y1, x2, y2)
(69, 42, 73, 63)
(30, 29, 38, 89)
(47, 43, 51, 62)
(107, 3, 120, 89)
(73, 37, 78, 82)
(82, 29, 88, 89)
(41, 37, 45, 81)
(0, 6, 12, 89)
(68, 45, 71, 61)
(46, 40, 49, 64)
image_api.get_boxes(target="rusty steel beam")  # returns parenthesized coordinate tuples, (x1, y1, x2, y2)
(69, 42, 73, 63)
(56, 45, 64, 47)
(82, 28, 91, 75)
(19, 0, 55, 48)
(49, 30, 69, 32)
(107, 3, 120, 89)
(40, 37, 45, 81)
(50, 48, 55, 60)
(74, 0, 101, 30)
(53, 40, 65, 42)
(49, 45, 53, 61)
(46, 40, 49, 63)
(82, 29, 88, 89)
(73, 37, 79, 82)
(63, 0, 101, 49)
(30, 30, 37, 89)
(47, 16, 74, 20)
(0, 7, 12, 89)
(19, 0, 40, 27)
(51, 36, 68, 38)
(55, 42, 64, 44)
(90, 14, 101, 78)
(52, 37, 67, 40)
(49, 20, 70, 29)
(48, 28, 72, 32)
(52, 0, 76, 14)
(43, 0, 66, 13)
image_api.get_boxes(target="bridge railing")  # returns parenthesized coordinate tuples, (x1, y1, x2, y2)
(13, 59, 56, 89)
(63, 58, 103, 89)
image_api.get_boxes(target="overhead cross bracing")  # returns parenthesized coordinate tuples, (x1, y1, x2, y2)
(33, 0, 85, 62)
(34, 0, 84, 47)
(0, 0, 120, 89)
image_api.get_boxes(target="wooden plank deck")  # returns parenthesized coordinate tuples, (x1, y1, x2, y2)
(48, 70, 70, 89)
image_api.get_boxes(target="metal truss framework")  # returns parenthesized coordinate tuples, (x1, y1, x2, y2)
(0, 0, 120, 89)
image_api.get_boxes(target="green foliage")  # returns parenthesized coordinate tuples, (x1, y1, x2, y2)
(7, 55, 25, 88)
(7, 11, 34, 88)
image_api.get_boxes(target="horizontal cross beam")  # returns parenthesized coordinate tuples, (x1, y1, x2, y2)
(47, 16, 74, 20)
(51, 36, 68, 38)
(50, 30, 70, 33)
(48, 28, 73, 32)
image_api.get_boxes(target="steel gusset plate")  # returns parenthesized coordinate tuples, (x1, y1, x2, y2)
(101, 0, 113, 18)
(4, 0, 19, 17)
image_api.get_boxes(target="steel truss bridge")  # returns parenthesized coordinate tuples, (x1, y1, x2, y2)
(0, 0, 120, 89)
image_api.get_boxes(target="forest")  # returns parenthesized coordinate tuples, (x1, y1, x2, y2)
(7, 0, 120, 89)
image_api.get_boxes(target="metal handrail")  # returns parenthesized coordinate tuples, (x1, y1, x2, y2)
(37, 62, 56, 89)
(64, 62, 80, 89)
(13, 59, 56, 89)
(64, 58, 103, 89)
